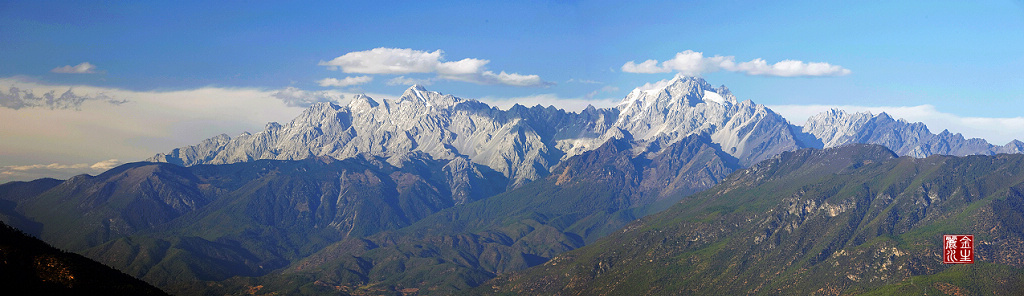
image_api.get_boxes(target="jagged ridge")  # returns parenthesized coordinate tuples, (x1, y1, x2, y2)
(148, 75, 817, 187)
(804, 108, 1023, 157)
(151, 75, 1020, 191)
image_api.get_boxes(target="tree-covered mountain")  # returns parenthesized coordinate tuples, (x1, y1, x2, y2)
(483, 144, 1024, 295)
(191, 134, 737, 294)
(0, 133, 734, 295)
(0, 220, 169, 295)
(0, 154, 506, 294)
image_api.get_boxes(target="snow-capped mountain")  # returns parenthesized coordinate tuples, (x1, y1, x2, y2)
(601, 76, 800, 166)
(151, 84, 568, 187)
(803, 109, 1023, 157)
(150, 75, 1021, 187)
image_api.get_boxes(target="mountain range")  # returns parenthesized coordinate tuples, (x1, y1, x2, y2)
(149, 75, 1022, 188)
(3, 75, 1022, 295)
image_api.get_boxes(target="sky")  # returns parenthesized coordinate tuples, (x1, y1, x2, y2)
(1, 0, 1023, 182)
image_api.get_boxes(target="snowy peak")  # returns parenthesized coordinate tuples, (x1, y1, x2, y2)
(348, 94, 378, 111)
(294, 102, 343, 124)
(801, 108, 1013, 157)
(620, 75, 735, 109)
(802, 109, 874, 148)
(806, 108, 872, 126)
(151, 76, 1023, 193)
(606, 74, 798, 166)
(400, 84, 464, 109)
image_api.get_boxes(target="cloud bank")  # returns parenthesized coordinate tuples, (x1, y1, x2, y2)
(0, 77, 404, 184)
(319, 48, 553, 87)
(3, 159, 120, 171)
(0, 159, 122, 183)
(51, 62, 98, 74)
(0, 77, 315, 183)
(0, 87, 128, 110)
(622, 50, 851, 77)
(271, 87, 347, 108)
(316, 76, 373, 87)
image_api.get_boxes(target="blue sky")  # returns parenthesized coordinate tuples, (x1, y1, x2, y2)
(2, 0, 1023, 181)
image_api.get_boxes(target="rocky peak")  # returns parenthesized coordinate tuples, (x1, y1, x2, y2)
(347, 94, 378, 112)
(801, 108, 1018, 157)
(150, 75, 1023, 194)
(802, 109, 875, 148)
(290, 101, 344, 127)
(999, 140, 1024, 154)
(399, 84, 464, 109)
(806, 108, 869, 124)
(620, 75, 734, 110)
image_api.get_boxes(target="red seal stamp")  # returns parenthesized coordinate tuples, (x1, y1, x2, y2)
(943, 234, 973, 264)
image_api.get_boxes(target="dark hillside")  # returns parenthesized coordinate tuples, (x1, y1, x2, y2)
(0, 221, 168, 295)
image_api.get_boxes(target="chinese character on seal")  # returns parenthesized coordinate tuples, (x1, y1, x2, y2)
(943, 234, 973, 264)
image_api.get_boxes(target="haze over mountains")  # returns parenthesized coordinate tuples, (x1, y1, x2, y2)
(3, 75, 1022, 295)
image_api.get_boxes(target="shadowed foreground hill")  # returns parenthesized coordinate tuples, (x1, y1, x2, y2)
(484, 144, 1024, 295)
(0, 221, 168, 295)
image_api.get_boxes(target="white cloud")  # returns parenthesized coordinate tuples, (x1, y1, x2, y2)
(622, 50, 851, 77)
(730, 59, 851, 77)
(622, 59, 669, 74)
(769, 104, 1024, 145)
(386, 76, 434, 86)
(270, 87, 346, 108)
(6, 163, 90, 171)
(633, 76, 679, 92)
(320, 48, 552, 87)
(0, 159, 121, 183)
(320, 48, 449, 74)
(5, 159, 120, 172)
(479, 94, 619, 113)
(316, 76, 373, 87)
(477, 71, 547, 87)
(51, 62, 98, 74)
(435, 57, 490, 75)
(89, 159, 121, 170)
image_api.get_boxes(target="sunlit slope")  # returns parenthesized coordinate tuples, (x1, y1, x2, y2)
(485, 144, 1024, 295)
